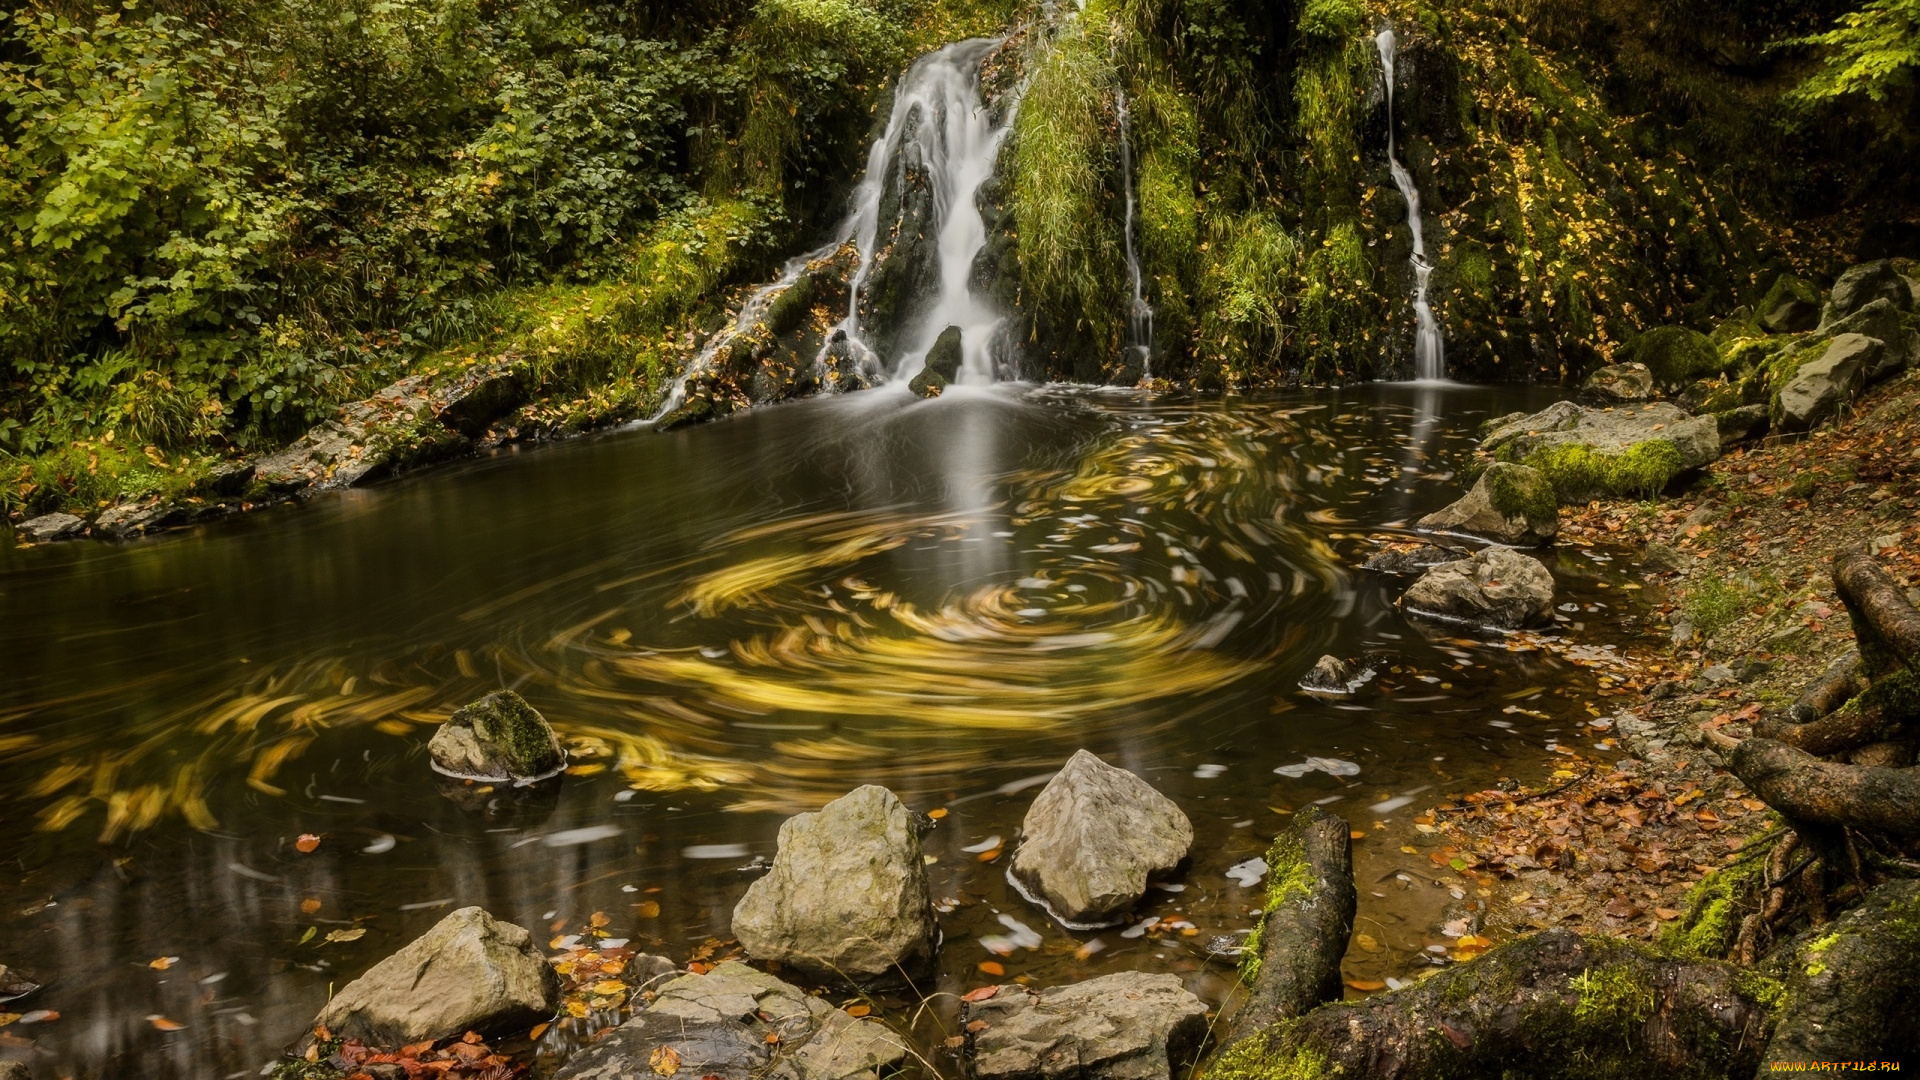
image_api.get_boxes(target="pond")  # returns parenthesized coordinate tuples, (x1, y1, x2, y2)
(0, 381, 1651, 1078)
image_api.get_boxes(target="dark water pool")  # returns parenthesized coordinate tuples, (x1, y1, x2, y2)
(0, 382, 1654, 1078)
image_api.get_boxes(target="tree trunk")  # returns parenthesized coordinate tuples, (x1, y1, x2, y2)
(1206, 929, 1768, 1080)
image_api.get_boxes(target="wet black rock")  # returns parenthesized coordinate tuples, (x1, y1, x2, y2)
(14, 513, 87, 544)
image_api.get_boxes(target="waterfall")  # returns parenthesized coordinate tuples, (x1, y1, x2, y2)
(1116, 89, 1155, 380)
(838, 38, 1016, 383)
(1375, 27, 1444, 382)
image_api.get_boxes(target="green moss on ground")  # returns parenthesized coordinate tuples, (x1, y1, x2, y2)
(1205, 1031, 1329, 1080)
(1239, 825, 1318, 986)
(1660, 853, 1764, 959)
(1629, 326, 1723, 387)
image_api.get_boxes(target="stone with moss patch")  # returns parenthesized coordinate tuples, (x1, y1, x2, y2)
(1758, 273, 1822, 334)
(1417, 462, 1558, 546)
(428, 690, 566, 781)
(1481, 400, 1717, 502)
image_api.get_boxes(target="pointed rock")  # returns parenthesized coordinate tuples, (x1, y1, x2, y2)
(1009, 750, 1192, 928)
(429, 690, 566, 781)
(731, 785, 937, 980)
(313, 906, 559, 1047)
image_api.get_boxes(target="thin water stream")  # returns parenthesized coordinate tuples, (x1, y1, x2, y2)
(1376, 27, 1445, 381)
(0, 382, 1653, 1079)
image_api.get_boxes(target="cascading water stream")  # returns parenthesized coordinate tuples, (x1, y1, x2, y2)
(1375, 27, 1445, 382)
(838, 38, 1017, 383)
(1116, 89, 1155, 380)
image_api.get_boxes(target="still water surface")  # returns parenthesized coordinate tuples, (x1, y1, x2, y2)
(0, 382, 1647, 1078)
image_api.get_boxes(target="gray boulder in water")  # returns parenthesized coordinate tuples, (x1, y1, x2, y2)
(963, 972, 1209, 1080)
(1400, 546, 1555, 630)
(554, 961, 909, 1080)
(429, 690, 566, 781)
(313, 906, 559, 1046)
(731, 785, 937, 980)
(1776, 333, 1880, 433)
(14, 512, 88, 544)
(1009, 750, 1193, 928)
(1416, 462, 1558, 546)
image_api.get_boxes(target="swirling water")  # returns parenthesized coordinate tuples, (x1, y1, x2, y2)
(0, 383, 1647, 1078)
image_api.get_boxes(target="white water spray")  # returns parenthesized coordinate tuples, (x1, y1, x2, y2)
(1375, 27, 1444, 382)
(1116, 89, 1155, 380)
(839, 38, 1016, 383)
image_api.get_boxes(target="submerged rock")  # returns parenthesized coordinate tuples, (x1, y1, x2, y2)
(14, 512, 87, 544)
(554, 961, 908, 1080)
(1480, 400, 1719, 502)
(1416, 462, 1558, 546)
(0, 964, 42, 1004)
(963, 972, 1209, 1080)
(731, 785, 937, 980)
(1758, 273, 1823, 334)
(428, 691, 566, 781)
(1299, 655, 1368, 695)
(1580, 362, 1656, 403)
(313, 906, 559, 1047)
(1361, 541, 1463, 575)
(1009, 750, 1193, 928)
(1776, 333, 1880, 433)
(1400, 547, 1555, 630)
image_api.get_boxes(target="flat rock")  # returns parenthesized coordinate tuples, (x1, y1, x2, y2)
(1777, 333, 1880, 433)
(94, 500, 186, 541)
(1416, 462, 1557, 546)
(313, 906, 559, 1047)
(555, 961, 908, 1080)
(1580, 362, 1655, 403)
(1361, 541, 1462, 575)
(15, 513, 87, 544)
(732, 785, 937, 980)
(1480, 400, 1719, 502)
(964, 972, 1209, 1080)
(1400, 546, 1555, 630)
(1009, 750, 1193, 928)
(429, 690, 566, 781)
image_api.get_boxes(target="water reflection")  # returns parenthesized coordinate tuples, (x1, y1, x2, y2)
(0, 382, 1639, 1079)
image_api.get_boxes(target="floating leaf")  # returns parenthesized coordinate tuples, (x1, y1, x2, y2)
(977, 961, 1005, 976)
(294, 834, 321, 854)
(147, 1015, 186, 1031)
(148, 956, 177, 970)
(843, 1003, 871, 1017)
(634, 901, 661, 919)
(324, 928, 366, 944)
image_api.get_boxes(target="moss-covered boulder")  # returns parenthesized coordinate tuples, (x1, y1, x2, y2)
(1416, 462, 1558, 546)
(1481, 401, 1720, 502)
(1758, 273, 1822, 334)
(428, 690, 566, 781)
(1625, 326, 1721, 388)
(907, 366, 947, 398)
(1823, 298, 1919, 380)
(923, 324, 964, 382)
(1774, 333, 1881, 433)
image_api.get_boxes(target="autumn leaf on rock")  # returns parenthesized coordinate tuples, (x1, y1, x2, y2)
(650, 1044, 682, 1076)
(961, 985, 999, 1003)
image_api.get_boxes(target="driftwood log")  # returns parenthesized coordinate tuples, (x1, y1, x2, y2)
(1227, 805, 1355, 1037)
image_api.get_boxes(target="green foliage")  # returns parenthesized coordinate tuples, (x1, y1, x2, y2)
(1684, 576, 1749, 638)
(1009, 8, 1123, 372)
(1788, 0, 1920, 105)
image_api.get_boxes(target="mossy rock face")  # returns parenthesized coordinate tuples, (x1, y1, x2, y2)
(907, 366, 948, 398)
(1481, 401, 1719, 502)
(1758, 274, 1821, 334)
(428, 691, 566, 781)
(923, 325, 964, 382)
(1627, 326, 1722, 388)
(1416, 462, 1558, 546)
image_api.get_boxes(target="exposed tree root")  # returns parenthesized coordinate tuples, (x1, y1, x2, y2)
(1730, 739, 1920, 835)
(1207, 930, 1769, 1080)
(1761, 879, 1920, 1066)
(1788, 649, 1865, 722)
(1834, 550, 1920, 677)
